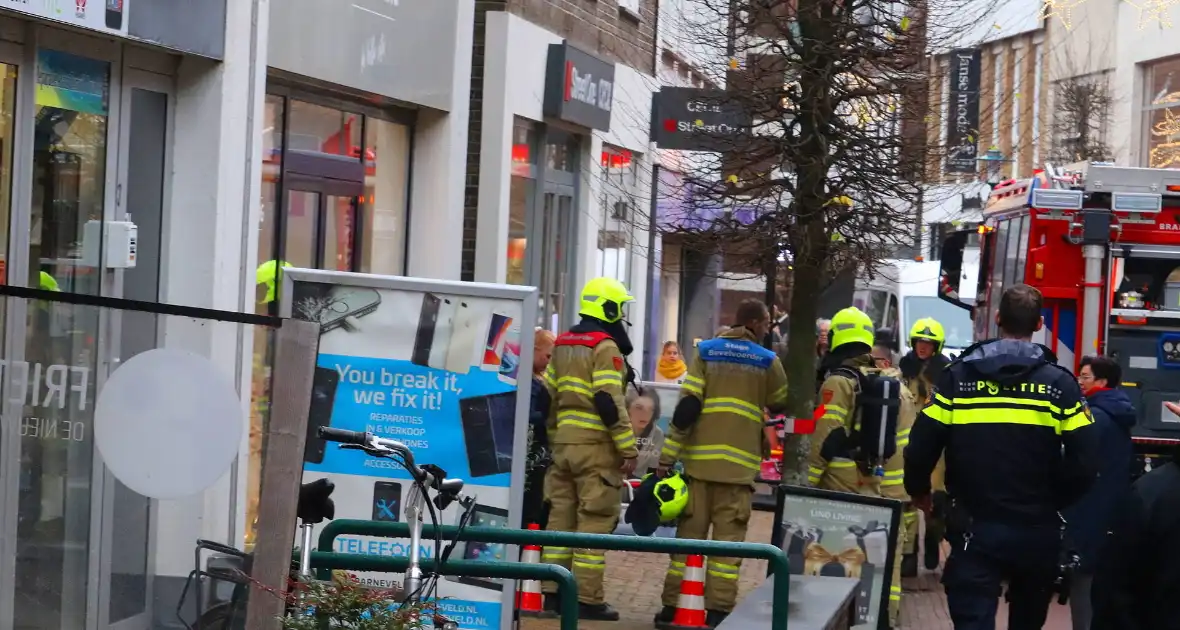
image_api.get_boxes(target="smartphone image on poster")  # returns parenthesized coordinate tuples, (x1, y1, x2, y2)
(482, 313, 512, 371)
(105, 0, 123, 30)
(304, 367, 340, 464)
(372, 482, 402, 522)
(319, 287, 382, 334)
(412, 293, 442, 367)
(459, 392, 516, 477)
(444, 302, 481, 374)
(499, 323, 522, 385)
(445, 504, 510, 591)
(427, 297, 457, 371)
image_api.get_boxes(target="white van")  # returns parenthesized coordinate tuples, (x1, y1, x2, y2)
(853, 253, 979, 359)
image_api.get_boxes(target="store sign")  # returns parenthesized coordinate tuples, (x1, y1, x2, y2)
(651, 87, 751, 151)
(1, 0, 129, 35)
(945, 48, 982, 174)
(543, 42, 615, 131)
(269, 0, 464, 110)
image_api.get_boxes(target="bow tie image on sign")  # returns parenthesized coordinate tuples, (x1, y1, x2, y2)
(802, 542, 867, 578)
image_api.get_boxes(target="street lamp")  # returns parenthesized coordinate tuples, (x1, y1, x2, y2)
(976, 146, 1014, 187)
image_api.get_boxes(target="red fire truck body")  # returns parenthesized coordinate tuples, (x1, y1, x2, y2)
(938, 162, 1180, 451)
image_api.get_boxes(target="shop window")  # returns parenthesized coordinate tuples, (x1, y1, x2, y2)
(359, 118, 410, 276)
(597, 145, 638, 289)
(507, 119, 537, 286)
(1144, 58, 1180, 168)
(247, 94, 410, 545)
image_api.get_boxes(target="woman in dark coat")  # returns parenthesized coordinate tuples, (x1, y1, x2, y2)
(521, 329, 555, 529)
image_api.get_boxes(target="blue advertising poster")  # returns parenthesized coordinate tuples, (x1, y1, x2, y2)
(287, 276, 532, 630)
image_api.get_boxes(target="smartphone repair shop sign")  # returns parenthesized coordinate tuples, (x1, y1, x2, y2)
(651, 87, 751, 152)
(543, 41, 615, 132)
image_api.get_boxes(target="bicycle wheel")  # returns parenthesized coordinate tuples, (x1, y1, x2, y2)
(195, 602, 237, 630)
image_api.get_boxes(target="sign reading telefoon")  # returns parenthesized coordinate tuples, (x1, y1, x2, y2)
(544, 42, 615, 131)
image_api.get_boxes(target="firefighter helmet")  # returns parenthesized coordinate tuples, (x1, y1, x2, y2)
(830, 307, 875, 351)
(653, 472, 689, 522)
(909, 317, 945, 353)
(579, 277, 634, 324)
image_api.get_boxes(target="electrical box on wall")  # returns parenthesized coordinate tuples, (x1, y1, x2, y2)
(81, 220, 138, 268)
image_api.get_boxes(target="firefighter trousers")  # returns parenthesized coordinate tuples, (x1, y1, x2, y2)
(661, 479, 753, 613)
(902, 506, 919, 555)
(541, 442, 624, 605)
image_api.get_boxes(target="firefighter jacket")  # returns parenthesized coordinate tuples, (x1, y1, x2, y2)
(899, 351, 949, 493)
(904, 339, 1100, 526)
(544, 322, 639, 460)
(659, 327, 789, 486)
(808, 354, 914, 497)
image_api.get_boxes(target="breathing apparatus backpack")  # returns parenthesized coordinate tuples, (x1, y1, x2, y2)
(832, 367, 902, 464)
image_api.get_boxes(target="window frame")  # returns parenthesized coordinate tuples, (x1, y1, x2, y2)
(261, 90, 414, 308)
(1142, 59, 1180, 167)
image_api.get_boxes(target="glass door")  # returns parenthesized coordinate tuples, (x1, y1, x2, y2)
(537, 184, 574, 331)
(9, 41, 118, 630)
(99, 65, 172, 630)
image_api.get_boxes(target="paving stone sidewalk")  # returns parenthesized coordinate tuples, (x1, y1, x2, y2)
(519, 511, 1073, 630)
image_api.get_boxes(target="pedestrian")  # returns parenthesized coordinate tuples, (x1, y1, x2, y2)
(808, 306, 916, 627)
(654, 299, 789, 628)
(898, 318, 952, 576)
(905, 283, 1099, 630)
(626, 386, 665, 476)
(814, 318, 832, 394)
(1091, 413, 1180, 630)
(522, 328, 555, 529)
(654, 341, 688, 384)
(1063, 355, 1135, 630)
(540, 277, 639, 620)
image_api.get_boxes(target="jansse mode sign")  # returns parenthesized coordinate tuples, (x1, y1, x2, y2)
(544, 42, 615, 131)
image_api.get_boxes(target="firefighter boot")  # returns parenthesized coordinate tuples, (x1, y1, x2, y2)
(578, 602, 620, 621)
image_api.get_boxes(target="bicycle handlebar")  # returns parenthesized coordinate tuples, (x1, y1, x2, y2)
(317, 427, 465, 498)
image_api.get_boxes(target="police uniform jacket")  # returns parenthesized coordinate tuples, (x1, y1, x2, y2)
(659, 327, 788, 486)
(545, 322, 639, 460)
(904, 338, 1099, 526)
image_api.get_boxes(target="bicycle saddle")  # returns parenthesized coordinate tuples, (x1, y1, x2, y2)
(297, 478, 336, 524)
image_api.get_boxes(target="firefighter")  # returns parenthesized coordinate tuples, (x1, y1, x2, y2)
(808, 307, 914, 626)
(541, 276, 639, 621)
(905, 284, 1099, 630)
(653, 299, 788, 628)
(898, 318, 951, 576)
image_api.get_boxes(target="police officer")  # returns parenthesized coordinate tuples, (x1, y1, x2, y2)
(809, 307, 915, 626)
(542, 277, 639, 621)
(905, 284, 1099, 630)
(653, 299, 788, 628)
(898, 318, 951, 576)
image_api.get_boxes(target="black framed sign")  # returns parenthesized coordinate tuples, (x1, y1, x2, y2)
(770, 485, 903, 630)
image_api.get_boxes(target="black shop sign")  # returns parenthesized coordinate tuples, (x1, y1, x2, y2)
(651, 87, 752, 151)
(543, 42, 615, 131)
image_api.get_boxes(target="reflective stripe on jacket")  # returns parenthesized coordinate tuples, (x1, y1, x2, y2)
(545, 331, 638, 458)
(660, 327, 788, 485)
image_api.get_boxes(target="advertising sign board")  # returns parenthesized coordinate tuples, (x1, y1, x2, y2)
(651, 87, 751, 151)
(543, 41, 615, 131)
(771, 485, 902, 630)
(945, 48, 982, 174)
(2, 0, 130, 35)
(281, 269, 537, 630)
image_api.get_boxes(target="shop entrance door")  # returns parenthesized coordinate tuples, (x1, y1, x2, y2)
(0, 37, 175, 630)
(537, 184, 574, 331)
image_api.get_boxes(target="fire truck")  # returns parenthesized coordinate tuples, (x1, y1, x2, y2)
(937, 161, 1180, 468)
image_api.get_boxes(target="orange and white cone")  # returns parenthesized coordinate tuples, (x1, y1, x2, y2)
(516, 524, 546, 617)
(669, 555, 709, 629)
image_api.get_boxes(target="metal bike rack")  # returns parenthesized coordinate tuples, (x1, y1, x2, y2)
(318, 520, 793, 629)
(305, 552, 579, 630)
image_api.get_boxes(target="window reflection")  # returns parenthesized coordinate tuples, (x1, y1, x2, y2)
(18, 49, 109, 630)
(359, 118, 409, 275)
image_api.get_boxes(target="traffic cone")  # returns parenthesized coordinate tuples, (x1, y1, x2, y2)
(516, 524, 547, 618)
(668, 555, 709, 629)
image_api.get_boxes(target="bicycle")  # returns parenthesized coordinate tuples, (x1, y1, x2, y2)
(178, 427, 476, 630)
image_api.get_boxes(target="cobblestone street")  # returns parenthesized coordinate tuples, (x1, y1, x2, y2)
(519, 511, 1074, 630)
